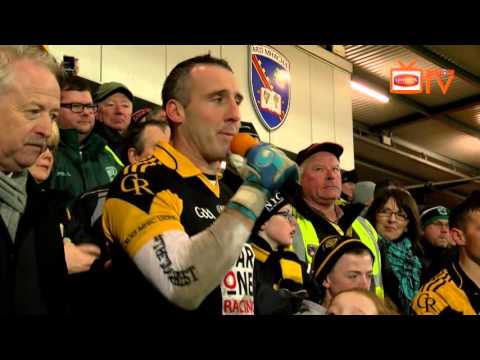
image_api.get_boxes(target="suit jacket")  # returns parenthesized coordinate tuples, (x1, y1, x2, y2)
(0, 175, 69, 315)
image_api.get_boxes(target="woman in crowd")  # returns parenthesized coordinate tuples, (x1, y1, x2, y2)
(365, 188, 423, 314)
(28, 121, 101, 275)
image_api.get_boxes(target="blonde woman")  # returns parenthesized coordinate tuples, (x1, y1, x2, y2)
(29, 121, 101, 276)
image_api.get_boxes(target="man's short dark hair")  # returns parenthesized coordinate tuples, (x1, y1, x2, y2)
(60, 75, 91, 93)
(161, 54, 233, 108)
(450, 191, 480, 231)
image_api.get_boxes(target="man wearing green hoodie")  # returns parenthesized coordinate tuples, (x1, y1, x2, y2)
(49, 76, 123, 203)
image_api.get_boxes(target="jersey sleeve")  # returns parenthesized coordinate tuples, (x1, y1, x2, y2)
(102, 166, 185, 257)
(411, 287, 450, 315)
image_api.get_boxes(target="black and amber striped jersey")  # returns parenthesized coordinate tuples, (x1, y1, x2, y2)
(411, 261, 480, 315)
(102, 142, 254, 315)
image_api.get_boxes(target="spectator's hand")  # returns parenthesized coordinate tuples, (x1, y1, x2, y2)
(63, 239, 101, 274)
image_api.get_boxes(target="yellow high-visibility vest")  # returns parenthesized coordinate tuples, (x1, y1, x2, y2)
(294, 210, 384, 300)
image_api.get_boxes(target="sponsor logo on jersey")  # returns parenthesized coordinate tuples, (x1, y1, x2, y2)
(221, 244, 255, 315)
(194, 206, 216, 220)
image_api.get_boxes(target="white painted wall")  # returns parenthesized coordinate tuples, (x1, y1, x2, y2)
(48, 45, 101, 82)
(101, 45, 167, 105)
(47, 45, 354, 169)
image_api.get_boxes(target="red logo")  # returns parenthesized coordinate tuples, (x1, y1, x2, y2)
(393, 74, 419, 87)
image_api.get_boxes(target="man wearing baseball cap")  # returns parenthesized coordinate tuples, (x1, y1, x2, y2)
(291, 142, 384, 299)
(340, 168, 358, 204)
(93, 81, 134, 155)
(420, 205, 457, 282)
(298, 234, 375, 313)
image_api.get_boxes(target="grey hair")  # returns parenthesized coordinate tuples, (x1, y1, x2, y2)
(0, 45, 61, 94)
(298, 159, 309, 180)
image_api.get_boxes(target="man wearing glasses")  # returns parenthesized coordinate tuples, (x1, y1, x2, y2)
(48, 76, 123, 203)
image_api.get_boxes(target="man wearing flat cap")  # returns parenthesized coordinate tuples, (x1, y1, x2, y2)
(419, 205, 457, 282)
(93, 81, 134, 156)
(291, 142, 384, 299)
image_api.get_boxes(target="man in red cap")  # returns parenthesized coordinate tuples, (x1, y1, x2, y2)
(292, 142, 384, 299)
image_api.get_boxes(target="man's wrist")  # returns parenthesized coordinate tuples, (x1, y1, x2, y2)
(227, 183, 270, 221)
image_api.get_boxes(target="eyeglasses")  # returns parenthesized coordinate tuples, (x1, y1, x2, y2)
(61, 103, 97, 113)
(377, 208, 408, 222)
(276, 210, 296, 223)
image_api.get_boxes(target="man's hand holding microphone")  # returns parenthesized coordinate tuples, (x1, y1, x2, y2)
(227, 133, 299, 222)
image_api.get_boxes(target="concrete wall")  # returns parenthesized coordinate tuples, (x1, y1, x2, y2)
(47, 45, 354, 169)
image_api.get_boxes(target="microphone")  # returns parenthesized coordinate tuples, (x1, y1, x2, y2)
(230, 133, 260, 157)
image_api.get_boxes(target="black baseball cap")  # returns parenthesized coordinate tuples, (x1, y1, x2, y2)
(342, 169, 358, 184)
(251, 191, 289, 235)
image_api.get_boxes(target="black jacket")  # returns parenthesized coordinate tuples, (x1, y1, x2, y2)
(0, 176, 69, 315)
(93, 122, 124, 157)
(250, 234, 309, 315)
(420, 242, 458, 284)
(62, 185, 113, 314)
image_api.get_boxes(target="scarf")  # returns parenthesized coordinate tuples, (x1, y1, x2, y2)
(380, 235, 422, 313)
(0, 170, 28, 241)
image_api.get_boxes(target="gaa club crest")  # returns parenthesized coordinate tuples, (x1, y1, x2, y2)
(249, 45, 291, 131)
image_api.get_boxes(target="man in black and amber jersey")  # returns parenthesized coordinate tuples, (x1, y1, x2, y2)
(412, 191, 480, 315)
(102, 54, 298, 315)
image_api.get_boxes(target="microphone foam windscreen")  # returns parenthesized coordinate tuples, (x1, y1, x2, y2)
(230, 133, 260, 157)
